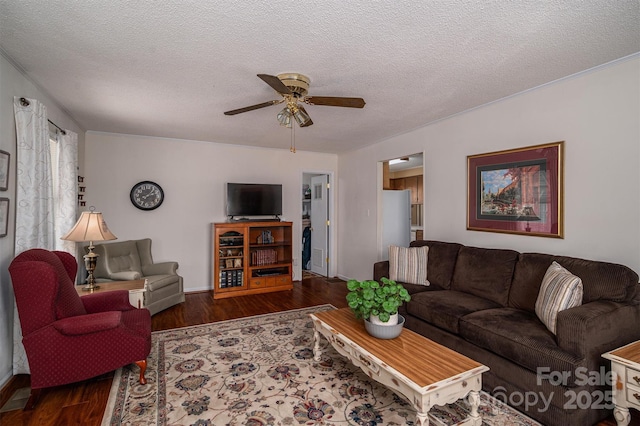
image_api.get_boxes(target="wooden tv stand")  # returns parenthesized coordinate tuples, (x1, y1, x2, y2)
(212, 221, 293, 299)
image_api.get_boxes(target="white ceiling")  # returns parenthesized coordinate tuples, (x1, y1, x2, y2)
(1, 1, 638, 154)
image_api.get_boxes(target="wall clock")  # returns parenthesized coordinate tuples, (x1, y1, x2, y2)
(130, 181, 164, 211)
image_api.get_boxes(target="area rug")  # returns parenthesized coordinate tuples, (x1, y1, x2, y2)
(102, 305, 541, 425)
(302, 270, 322, 279)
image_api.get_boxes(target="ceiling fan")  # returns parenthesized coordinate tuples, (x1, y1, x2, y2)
(223, 73, 365, 128)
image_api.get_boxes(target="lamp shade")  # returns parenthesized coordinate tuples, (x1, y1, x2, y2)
(61, 210, 117, 242)
(292, 107, 311, 126)
(277, 107, 293, 128)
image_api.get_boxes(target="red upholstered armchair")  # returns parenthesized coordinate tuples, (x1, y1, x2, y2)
(9, 248, 151, 407)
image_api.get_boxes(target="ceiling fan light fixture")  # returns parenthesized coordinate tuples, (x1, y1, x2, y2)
(292, 106, 311, 126)
(277, 107, 293, 128)
(223, 73, 365, 134)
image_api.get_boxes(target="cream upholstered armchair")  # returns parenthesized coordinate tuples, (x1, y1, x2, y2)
(89, 238, 184, 315)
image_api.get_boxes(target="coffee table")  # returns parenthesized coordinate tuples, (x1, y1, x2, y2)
(310, 308, 489, 426)
(76, 279, 147, 309)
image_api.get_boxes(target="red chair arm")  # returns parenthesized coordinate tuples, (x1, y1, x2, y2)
(53, 311, 122, 335)
(80, 290, 135, 313)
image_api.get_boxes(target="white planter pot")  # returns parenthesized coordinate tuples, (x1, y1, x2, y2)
(369, 313, 398, 326)
(364, 314, 405, 339)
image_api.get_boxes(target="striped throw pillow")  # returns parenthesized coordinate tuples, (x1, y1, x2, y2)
(535, 261, 583, 334)
(389, 245, 430, 286)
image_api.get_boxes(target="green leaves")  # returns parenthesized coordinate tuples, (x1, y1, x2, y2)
(376, 311, 392, 323)
(345, 278, 411, 321)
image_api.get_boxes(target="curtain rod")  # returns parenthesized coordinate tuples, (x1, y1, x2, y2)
(19, 97, 67, 135)
(47, 119, 66, 135)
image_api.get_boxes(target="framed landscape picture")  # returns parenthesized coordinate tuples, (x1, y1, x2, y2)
(0, 150, 9, 191)
(467, 141, 564, 238)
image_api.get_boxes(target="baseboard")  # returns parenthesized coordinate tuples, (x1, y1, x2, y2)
(184, 286, 212, 294)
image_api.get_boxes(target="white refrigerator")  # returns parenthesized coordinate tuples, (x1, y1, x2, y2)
(381, 190, 412, 260)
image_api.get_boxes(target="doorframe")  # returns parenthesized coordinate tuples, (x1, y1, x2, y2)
(299, 170, 336, 279)
(376, 161, 385, 260)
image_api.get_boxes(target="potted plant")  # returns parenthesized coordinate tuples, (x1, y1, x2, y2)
(346, 277, 411, 326)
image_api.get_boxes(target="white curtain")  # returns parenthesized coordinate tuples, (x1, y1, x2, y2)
(13, 97, 54, 252)
(54, 130, 78, 253)
(12, 96, 78, 374)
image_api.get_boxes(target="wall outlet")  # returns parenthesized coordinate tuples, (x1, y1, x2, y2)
(293, 258, 298, 266)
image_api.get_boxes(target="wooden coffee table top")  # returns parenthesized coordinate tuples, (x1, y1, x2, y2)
(312, 308, 486, 388)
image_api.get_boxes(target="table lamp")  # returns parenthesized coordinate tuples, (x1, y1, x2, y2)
(61, 207, 117, 291)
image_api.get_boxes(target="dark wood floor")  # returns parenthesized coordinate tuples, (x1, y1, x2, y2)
(0, 276, 636, 425)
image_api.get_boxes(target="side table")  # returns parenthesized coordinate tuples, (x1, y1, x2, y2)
(603, 340, 640, 426)
(76, 279, 147, 309)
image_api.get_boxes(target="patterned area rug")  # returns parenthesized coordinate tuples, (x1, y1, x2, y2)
(302, 270, 322, 279)
(102, 305, 541, 425)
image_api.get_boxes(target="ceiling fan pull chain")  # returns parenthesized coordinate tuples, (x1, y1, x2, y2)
(290, 123, 296, 153)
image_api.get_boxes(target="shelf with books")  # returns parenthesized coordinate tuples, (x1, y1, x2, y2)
(214, 227, 247, 295)
(212, 221, 293, 299)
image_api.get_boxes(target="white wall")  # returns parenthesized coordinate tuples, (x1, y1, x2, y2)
(84, 132, 338, 291)
(338, 56, 640, 281)
(0, 52, 85, 387)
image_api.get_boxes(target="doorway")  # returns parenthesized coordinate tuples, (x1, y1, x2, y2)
(302, 173, 330, 277)
(379, 153, 424, 258)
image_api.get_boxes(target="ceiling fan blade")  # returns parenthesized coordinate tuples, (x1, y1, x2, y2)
(257, 74, 292, 95)
(305, 96, 366, 108)
(298, 106, 313, 127)
(224, 100, 280, 115)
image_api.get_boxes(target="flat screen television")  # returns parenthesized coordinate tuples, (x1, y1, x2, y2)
(226, 183, 282, 218)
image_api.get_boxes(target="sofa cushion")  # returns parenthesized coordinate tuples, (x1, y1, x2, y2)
(389, 245, 429, 286)
(451, 246, 519, 306)
(110, 250, 142, 275)
(406, 290, 500, 334)
(535, 262, 583, 334)
(460, 308, 585, 385)
(401, 282, 445, 294)
(109, 271, 143, 281)
(510, 253, 638, 311)
(410, 240, 462, 289)
(93, 240, 143, 278)
(146, 281, 182, 303)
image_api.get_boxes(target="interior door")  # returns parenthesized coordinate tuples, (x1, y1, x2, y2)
(310, 175, 329, 276)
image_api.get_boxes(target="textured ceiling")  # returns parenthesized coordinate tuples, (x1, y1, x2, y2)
(1, 1, 638, 153)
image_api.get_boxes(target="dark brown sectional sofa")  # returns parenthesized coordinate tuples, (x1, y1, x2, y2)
(374, 240, 640, 426)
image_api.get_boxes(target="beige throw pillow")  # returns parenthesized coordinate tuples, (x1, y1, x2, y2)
(389, 245, 430, 286)
(535, 261, 583, 334)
